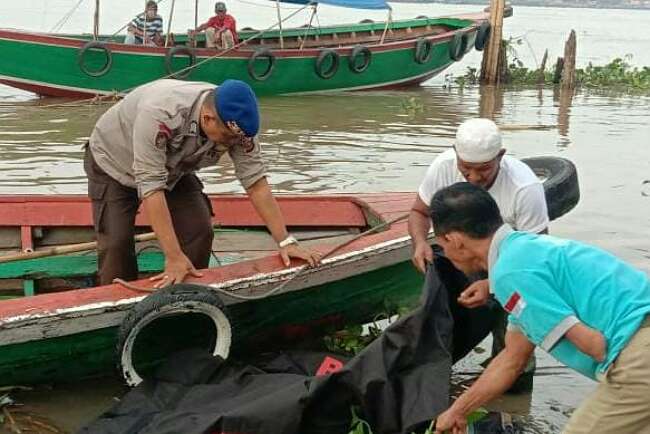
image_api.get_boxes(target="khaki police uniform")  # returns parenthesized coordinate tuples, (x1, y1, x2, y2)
(85, 79, 267, 285)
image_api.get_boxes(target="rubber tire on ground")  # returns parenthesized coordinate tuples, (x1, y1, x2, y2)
(522, 156, 580, 221)
(78, 41, 113, 77)
(116, 284, 233, 387)
(474, 21, 491, 51)
(449, 32, 468, 62)
(348, 45, 371, 74)
(248, 48, 275, 81)
(414, 38, 433, 64)
(165, 46, 196, 79)
(315, 48, 340, 79)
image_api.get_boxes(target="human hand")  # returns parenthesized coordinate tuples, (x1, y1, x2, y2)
(434, 407, 467, 434)
(150, 254, 203, 289)
(280, 244, 322, 267)
(411, 241, 433, 274)
(458, 279, 491, 308)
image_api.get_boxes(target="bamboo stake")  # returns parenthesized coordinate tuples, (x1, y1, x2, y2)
(553, 57, 564, 84)
(537, 49, 548, 85)
(561, 30, 577, 89)
(299, 5, 317, 50)
(143, 1, 148, 45)
(165, 0, 176, 47)
(275, 0, 284, 49)
(0, 233, 158, 264)
(93, 0, 100, 40)
(480, 0, 505, 85)
(195, 0, 199, 31)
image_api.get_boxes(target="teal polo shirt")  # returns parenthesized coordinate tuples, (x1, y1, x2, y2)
(488, 225, 650, 380)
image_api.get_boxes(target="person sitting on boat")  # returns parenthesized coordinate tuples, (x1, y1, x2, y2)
(188, 2, 239, 49)
(430, 182, 650, 434)
(125, 0, 164, 46)
(84, 79, 321, 288)
(408, 118, 549, 392)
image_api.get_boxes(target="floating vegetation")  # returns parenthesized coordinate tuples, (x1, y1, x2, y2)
(456, 37, 650, 93)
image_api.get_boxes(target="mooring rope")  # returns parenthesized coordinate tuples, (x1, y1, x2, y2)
(114, 212, 410, 300)
(50, 0, 87, 33)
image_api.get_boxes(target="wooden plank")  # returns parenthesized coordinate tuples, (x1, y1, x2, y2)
(0, 195, 370, 228)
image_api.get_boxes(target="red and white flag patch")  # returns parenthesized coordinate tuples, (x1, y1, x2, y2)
(155, 123, 173, 150)
(504, 291, 526, 318)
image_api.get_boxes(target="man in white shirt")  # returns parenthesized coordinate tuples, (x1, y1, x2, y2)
(408, 118, 549, 392)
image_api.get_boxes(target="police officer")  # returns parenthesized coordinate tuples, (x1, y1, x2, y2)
(85, 79, 321, 288)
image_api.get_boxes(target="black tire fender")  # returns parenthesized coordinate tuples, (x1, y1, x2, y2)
(474, 21, 491, 51)
(116, 284, 233, 386)
(248, 48, 275, 81)
(449, 32, 469, 61)
(78, 41, 113, 77)
(414, 38, 433, 64)
(315, 48, 340, 79)
(165, 46, 196, 79)
(348, 45, 371, 74)
(522, 156, 580, 221)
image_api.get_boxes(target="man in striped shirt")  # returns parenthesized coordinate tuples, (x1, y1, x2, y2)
(125, 1, 164, 46)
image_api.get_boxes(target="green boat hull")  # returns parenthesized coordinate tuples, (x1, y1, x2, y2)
(0, 18, 478, 96)
(0, 259, 422, 386)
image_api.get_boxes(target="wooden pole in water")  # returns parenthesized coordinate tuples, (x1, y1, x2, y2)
(93, 0, 100, 40)
(553, 57, 564, 84)
(538, 49, 548, 85)
(561, 30, 577, 89)
(481, 0, 505, 85)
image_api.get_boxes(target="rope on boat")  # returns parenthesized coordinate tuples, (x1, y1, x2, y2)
(114, 212, 410, 300)
(50, 0, 87, 33)
(36, 2, 315, 110)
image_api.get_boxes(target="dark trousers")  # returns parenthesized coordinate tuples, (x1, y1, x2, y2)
(83, 148, 214, 286)
(428, 248, 536, 373)
(425, 248, 499, 363)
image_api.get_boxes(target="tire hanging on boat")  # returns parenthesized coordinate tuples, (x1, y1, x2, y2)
(78, 41, 113, 77)
(448, 32, 469, 62)
(116, 284, 233, 387)
(414, 38, 433, 64)
(348, 45, 371, 74)
(315, 49, 340, 79)
(522, 156, 580, 221)
(164, 46, 196, 79)
(248, 48, 276, 81)
(474, 21, 491, 51)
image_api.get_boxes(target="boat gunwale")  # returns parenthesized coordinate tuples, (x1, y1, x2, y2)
(0, 232, 418, 345)
(0, 16, 481, 59)
(0, 193, 415, 325)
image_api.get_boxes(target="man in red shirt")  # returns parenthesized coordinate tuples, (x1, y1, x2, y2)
(189, 2, 239, 49)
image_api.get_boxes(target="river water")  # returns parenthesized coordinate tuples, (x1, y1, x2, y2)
(1, 2, 650, 433)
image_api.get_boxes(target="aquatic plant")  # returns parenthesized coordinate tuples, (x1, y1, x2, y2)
(456, 48, 650, 92)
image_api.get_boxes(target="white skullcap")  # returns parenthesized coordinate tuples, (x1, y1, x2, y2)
(454, 118, 502, 163)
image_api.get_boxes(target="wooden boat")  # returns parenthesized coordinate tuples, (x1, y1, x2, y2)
(0, 8, 492, 97)
(0, 192, 425, 386)
(0, 157, 579, 386)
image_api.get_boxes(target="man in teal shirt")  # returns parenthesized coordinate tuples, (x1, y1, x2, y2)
(431, 182, 650, 434)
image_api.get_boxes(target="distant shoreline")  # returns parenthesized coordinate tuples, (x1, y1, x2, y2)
(392, 1, 650, 11)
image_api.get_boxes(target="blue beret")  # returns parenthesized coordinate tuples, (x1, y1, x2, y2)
(214, 80, 259, 138)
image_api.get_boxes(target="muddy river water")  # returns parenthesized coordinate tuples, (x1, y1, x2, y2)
(0, 2, 649, 433)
